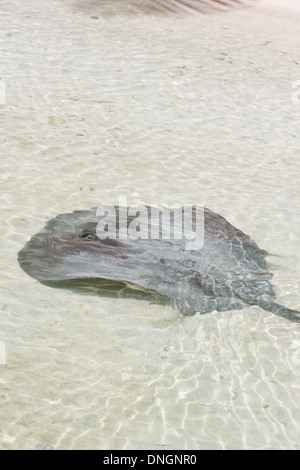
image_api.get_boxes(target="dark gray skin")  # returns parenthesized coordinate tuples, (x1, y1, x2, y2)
(18, 207, 300, 323)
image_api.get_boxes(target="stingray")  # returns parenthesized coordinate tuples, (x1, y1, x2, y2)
(18, 206, 300, 323)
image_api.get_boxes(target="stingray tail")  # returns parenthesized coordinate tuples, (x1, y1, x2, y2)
(256, 299, 300, 323)
(242, 297, 300, 323)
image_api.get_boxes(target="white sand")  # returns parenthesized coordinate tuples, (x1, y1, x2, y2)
(0, 0, 300, 450)
(259, 0, 300, 13)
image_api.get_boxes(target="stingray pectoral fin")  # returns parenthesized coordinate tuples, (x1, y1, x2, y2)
(166, 278, 248, 316)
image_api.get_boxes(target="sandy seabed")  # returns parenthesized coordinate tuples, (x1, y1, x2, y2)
(0, 0, 300, 450)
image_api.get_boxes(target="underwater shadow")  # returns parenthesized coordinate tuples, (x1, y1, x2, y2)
(71, 0, 247, 17)
(41, 278, 170, 307)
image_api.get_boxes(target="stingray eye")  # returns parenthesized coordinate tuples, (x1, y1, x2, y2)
(78, 229, 92, 239)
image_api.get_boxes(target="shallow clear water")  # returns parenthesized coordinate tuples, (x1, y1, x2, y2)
(0, 0, 299, 450)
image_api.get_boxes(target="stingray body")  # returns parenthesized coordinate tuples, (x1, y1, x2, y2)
(18, 207, 300, 323)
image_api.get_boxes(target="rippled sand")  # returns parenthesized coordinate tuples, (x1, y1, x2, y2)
(0, 0, 300, 450)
